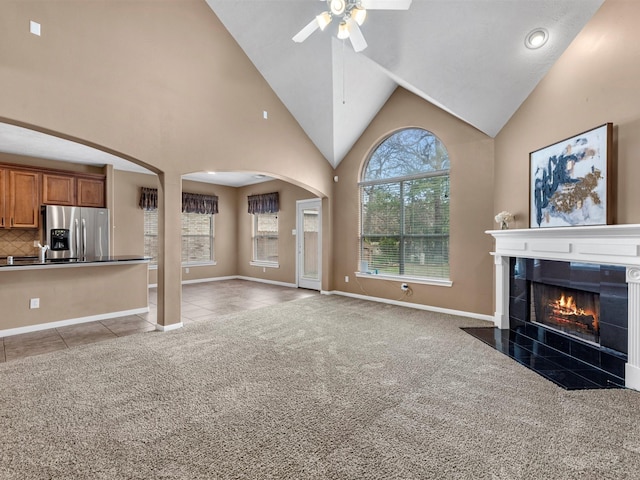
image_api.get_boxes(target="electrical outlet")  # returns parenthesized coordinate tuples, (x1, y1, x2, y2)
(34, 240, 40, 247)
(30, 298, 40, 309)
(345, 275, 349, 283)
(185, 267, 189, 274)
(400, 283, 409, 292)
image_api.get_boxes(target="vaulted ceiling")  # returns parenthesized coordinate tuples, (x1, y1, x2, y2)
(205, 0, 605, 168)
(0, 0, 605, 185)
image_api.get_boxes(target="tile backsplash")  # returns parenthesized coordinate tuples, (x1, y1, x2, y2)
(0, 229, 39, 257)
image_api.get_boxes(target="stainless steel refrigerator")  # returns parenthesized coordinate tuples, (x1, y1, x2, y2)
(42, 205, 110, 259)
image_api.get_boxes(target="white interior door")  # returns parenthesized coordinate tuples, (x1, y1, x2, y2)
(297, 199, 322, 291)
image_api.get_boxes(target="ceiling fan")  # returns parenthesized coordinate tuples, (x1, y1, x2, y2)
(293, 0, 412, 53)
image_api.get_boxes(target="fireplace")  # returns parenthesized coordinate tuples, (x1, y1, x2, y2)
(510, 258, 627, 356)
(487, 224, 640, 391)
(530, 283, 600, 345)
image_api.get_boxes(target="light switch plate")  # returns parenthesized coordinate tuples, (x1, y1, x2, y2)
(30, 21, 41, 36)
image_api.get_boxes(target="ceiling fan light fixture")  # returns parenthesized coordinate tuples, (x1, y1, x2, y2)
(329, 0, 346, 16)
(316, 11, 332, 30)
(337, 21, 350, 39)
(352, 6, 367, 26)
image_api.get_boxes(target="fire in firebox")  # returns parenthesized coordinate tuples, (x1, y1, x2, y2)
(531, 283, 600, 344)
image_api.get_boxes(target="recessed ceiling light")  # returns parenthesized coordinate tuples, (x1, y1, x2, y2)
(525, 28, 549, 49)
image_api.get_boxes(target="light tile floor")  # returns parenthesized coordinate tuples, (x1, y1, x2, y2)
(0, 279, 317, 363)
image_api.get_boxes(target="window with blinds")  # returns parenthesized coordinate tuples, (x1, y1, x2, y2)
(181, 212, 215, 264)
(360, 128, 450, 280)
(252, 212, 278, 265)
(143, 210, 215, 266)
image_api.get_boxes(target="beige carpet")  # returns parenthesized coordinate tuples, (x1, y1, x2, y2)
(0, 295, 639, 479)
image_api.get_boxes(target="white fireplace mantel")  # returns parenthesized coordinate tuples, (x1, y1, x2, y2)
(487, 224, 640, 391)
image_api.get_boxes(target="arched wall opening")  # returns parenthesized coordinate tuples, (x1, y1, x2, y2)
(0, 120, 332, 330)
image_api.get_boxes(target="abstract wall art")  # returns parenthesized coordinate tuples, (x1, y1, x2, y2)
(530, 123, 613, 228)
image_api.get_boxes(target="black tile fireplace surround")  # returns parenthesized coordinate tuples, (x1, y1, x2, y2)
(465, 258, 628, 390)
(511, 258, 628, 355)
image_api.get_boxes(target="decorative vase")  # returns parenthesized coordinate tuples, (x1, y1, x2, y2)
(501, 220, 509, 230)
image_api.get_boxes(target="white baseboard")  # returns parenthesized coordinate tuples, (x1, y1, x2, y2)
(149, 276, 298, 289)
(0, 307, 150, 338)
(235, 276, 298, 289)
(156, 322, 184, 332)
(323, 290, 494, 323)
(181, 275, 237, 285)
(626, 363, 640, 392)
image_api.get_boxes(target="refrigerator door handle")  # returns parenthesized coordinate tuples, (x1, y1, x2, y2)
(82, 218, 87, 257)
(75, 218, 80, 258)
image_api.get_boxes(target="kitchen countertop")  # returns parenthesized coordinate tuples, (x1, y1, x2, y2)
(0, 255, 150, 270)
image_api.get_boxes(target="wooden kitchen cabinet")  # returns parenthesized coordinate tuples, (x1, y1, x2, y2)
(7, 169, 40, 228)
(77, 176, 105, 207)
(0, 169, 6, 228)
(0, 164, 106, 220)
(42, 173, 76, 206)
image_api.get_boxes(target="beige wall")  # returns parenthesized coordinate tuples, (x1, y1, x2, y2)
(237, 180, 317, 285)
(0, 0, 334, 326)
(113, 171, 241, 285)
(333, 88, 496, 315)
(0, 1, 333, 197)
(0, 152, 103, 175)
(494, 0, 640, 226)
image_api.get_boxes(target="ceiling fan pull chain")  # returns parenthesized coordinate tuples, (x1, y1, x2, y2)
(342, 39, 347, 104)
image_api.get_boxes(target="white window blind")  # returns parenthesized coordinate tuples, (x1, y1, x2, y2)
(144, 210, 215, 265)
(253, 212, 278, 264)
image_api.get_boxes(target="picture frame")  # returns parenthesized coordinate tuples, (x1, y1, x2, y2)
(530, 123, 613, 228)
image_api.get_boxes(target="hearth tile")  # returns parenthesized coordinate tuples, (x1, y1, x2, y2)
(543, 329, 572, 354)
(510, 276, 528, 299)
(509, 330, 565, 358)
(570, 341, 600, 366)
(522, 323, 547, 342)
(514, 354, 564, 372)
(600, 351, 627, 378)
(536, 368, 601, 390)
(599, 323, 628, 355)
(461, 327, 498, 345)
(510, 327, 534, 346)
(510, 317, 526, 330)
(599, 293, 628, 328)
(509, 297, 528, 322)
(461, 327, 624, 390)
(573, 368, 625, 388)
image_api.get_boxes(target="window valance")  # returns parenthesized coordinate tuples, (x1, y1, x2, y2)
(247, 192, 279, 214)
(139, 188, 218, 214)
(182, 192, 219, 215)
(139, 187, 158, 211)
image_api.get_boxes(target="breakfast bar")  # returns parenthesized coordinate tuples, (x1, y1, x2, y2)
(0, 256, 150, 335)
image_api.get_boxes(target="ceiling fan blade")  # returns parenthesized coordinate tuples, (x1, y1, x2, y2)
(346, 18, 367, 52)
(292, 18, 320, 43)
(360, 0, 412, 9)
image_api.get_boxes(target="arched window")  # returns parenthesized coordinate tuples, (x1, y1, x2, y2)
(359, 128, 450, 280)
